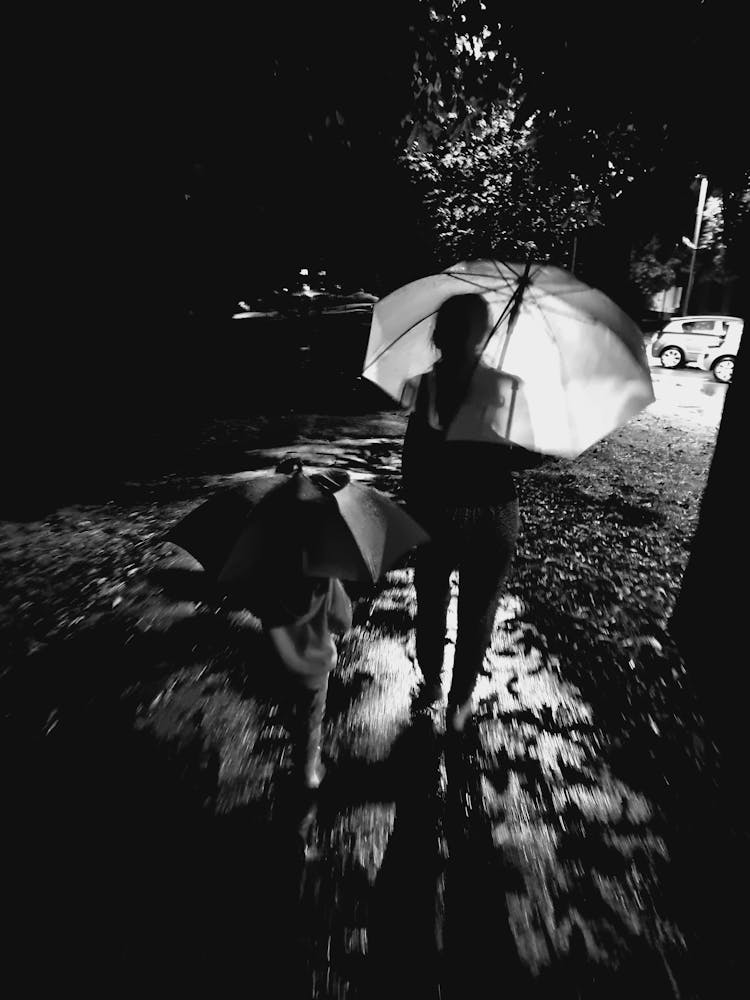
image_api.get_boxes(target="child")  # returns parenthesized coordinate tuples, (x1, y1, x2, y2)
(255, 460, 353, 789)
(260, 573, 351, 789)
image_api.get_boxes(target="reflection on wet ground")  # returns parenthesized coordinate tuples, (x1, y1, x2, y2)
(7, 567, 700, 996)
(4, 435, 742, 998)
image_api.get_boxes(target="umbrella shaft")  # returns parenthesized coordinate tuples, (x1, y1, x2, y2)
(496, 307, 520, 372)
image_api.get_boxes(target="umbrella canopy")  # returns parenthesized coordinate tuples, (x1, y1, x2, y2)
(164, 462, 429, 586)
(362, 260, 655, 458)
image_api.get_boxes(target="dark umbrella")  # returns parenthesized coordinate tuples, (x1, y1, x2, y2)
(164, 459, 429, 585)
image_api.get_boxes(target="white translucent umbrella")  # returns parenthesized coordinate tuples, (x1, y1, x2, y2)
(362, 260, 655, 458)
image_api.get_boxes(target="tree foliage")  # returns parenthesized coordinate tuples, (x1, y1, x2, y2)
(695, 184, 750, 291)
(629, 238, 683, 299)
(171, 1, 747, 312)
(629, 179, 749, 306)
(402, 100, 612, 265)
(401, 1, 745, 259)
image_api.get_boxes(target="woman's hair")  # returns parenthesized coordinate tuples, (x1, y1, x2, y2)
(432, 294, 491, 358)
(428, 294, 492, 428)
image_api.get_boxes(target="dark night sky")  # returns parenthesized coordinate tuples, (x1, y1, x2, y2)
(171, 9, 435, 307)
(24, 4, 746, 332)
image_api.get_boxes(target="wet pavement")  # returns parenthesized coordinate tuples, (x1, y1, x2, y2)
(117, 555, 686, 998)
(647, 363, 728, 430)
(3, 396, 744, 998)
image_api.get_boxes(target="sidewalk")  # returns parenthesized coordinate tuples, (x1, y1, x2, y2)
(104, 440, 696, 995)
(2, 408, 731, 997)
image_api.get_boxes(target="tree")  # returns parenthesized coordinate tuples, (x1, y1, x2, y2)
(402, 99, 612, 266)
(689, 188, 748, 312)
(670, 187, 749, 757)
(402, 2, 745, 278)
(344, 0, 750, 794)
(168, 2, 744, 311)
(629, 237, 684, 301)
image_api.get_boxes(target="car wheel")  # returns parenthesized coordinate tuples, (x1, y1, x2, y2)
(660, 346, 684, 369)
(712, 357, 734, 383)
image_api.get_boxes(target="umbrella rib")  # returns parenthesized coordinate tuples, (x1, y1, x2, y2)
(494, 261, 535, 371)
(444, 264, 531, 297)
(422, 263, 525, 426)
(490, 258, 528, 283)
(492, 264, 633, 319)
(362, 307, 441, 374)
(516, 289, 613, 329)
(454, 259, 525, 295)
(517, 273, 645, 341)
(444, 261, 528, 293)
(524, 282, 647, 377)
(332, 499, 380, 582)
(445, 283, 521, 433)
(443, 262, 531, 417)
(490, 261, 524, 298)
(528, 279, 647, 367)
(442, 272, 505, 292)
(489, 260, 546, 341)
(522, 281, 573, 360)
(475, 275, 522, 361)
(364, 264, 526, 376)
(446, 266, 609, 313)
(480, 297, 515, 370)
(493, 259, 546, 291)
(365, 262, 627, 397)
(363, 270, 506, 377)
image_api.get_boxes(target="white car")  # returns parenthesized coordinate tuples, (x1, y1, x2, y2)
(697, 319, 743, 383)
(650, 315, 743, 369)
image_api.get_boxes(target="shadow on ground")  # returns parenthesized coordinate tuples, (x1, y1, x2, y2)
(3, 402, 744, 997)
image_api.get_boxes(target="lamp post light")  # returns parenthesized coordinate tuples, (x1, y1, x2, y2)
(682, 174, 709, 315)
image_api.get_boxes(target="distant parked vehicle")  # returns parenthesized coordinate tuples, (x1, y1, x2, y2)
(232, 288, 379, 320)
(315, 290, 379, 315)
(697, 319, 743, 383)
(231, 296, 284, 320)
(650, 315, 743, 369)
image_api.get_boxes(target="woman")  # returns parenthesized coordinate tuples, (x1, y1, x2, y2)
(402, 293, 543, 732)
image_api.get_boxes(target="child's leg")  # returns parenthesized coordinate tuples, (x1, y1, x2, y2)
(413, 536, 456, 692)
(290, 674, 329, 788)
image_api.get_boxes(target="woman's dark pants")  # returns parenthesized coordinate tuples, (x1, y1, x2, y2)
(413, 500, 520, 705)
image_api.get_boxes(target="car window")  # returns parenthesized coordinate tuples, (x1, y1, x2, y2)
(682, 320, 715, 332)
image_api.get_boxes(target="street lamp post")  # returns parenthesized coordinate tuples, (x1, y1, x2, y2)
(682, 175, 709, 315)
